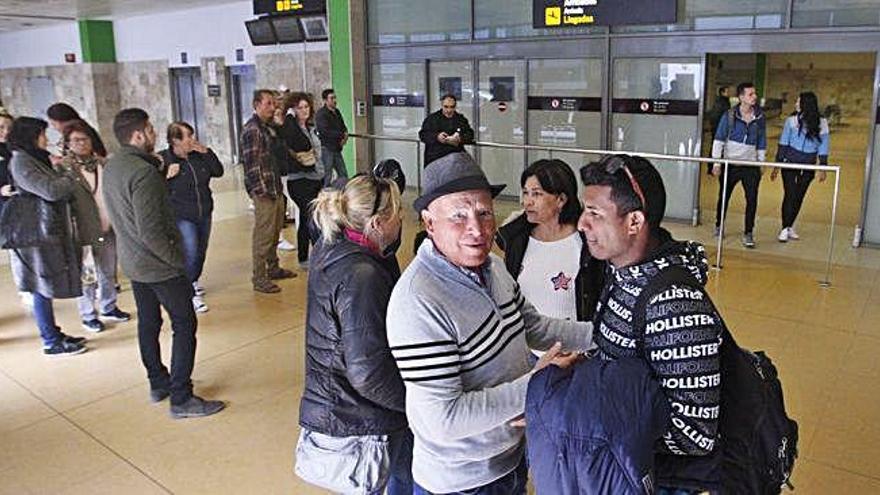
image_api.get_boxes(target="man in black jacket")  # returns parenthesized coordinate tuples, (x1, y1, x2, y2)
(103, 108, 225, 419)
(418, 94, 474, 166)
(315, 88, 349, 186)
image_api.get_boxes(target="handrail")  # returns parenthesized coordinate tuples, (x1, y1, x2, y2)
(348, 132, 841, 287)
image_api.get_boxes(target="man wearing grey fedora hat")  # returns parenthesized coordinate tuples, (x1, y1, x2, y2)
(386, 152, 596, 494)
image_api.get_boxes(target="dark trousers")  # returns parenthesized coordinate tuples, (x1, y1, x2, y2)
(131, 275, 196, 406)
(715, 165, 761, 234)
(781, 169, 815, 229)
(32, 292, 63, 347)
(176, 215, 212, 283)
(413, 455, 527, 495)
(287, 178, 323, 263)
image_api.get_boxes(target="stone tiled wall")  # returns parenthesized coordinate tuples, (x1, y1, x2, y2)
(199, 57, 233, 166)
(117, 60, 174, 140)
(255, 50, 332, 101)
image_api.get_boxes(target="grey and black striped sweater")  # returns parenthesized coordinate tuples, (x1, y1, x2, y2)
(594, 229, 723, 457)
(387, 240, 594, 493)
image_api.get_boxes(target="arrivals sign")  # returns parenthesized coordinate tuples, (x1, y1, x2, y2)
(533, 0, 677, 28)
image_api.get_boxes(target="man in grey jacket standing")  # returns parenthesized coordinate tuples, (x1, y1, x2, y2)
(103, 108, 225, 419)
(386, 152, 594, 494)
(315, 88, 348, 186)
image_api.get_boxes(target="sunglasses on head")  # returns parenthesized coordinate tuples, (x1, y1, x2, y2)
(359, 173, 391, 216)
(602, 155, 647, 211)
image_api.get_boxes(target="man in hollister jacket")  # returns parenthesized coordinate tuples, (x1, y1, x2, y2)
(103, 108, 225, 419)
(577, 154, 725, 492)
(418, 94, 474, 166)
(711, 82, 767, 248)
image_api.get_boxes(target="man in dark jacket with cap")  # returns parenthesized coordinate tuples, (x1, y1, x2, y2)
(386, 152, 594, 494)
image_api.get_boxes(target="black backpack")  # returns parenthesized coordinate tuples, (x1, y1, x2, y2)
(635, 267, 798, 493)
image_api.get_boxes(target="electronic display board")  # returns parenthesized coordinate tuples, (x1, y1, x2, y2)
(254, 0, 326, 16)
(533, 0, 677, 28)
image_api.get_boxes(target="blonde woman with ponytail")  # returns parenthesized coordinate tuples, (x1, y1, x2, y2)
(295, 175, 412, 494)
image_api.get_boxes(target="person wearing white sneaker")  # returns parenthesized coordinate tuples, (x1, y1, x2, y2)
(771, 92, 830, 244)
(160, 122, 224, 313)
(277, 235, 296, 251)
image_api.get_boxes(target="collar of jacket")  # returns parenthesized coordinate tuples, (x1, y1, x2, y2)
(734, 103, 764, 122)
(119, 145, 162, 168)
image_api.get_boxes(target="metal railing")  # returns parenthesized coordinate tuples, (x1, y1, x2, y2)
(349, 133, 841, 287)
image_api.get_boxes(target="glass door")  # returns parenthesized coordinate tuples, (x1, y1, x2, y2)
(371, 63, 426, 189)
(527, 58, 604, 189)
(429, 60, 476, 176)
(478, 59, 527, 196)
(611, 58, 704, 223)
(229, 65, 257, 164)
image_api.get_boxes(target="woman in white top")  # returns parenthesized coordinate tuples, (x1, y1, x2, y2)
(496, 159, 605, 356)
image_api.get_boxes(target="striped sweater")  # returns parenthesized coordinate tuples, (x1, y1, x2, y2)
(594, 230, 722, 457)
(387, 240, 594, 493)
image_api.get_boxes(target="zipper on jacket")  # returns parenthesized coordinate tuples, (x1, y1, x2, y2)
(187, 159, 203, 218)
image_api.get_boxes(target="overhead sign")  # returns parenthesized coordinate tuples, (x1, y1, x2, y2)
(534, 0, 677, 28)
(253, 0, 326, 16)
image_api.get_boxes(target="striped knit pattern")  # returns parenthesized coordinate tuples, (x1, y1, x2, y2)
(387, 240, 593, 492)
(594, 236, 723, 457)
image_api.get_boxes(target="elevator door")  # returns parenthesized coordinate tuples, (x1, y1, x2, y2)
(171, 68, 206, 140)
(479, 59, 527, 196)
(527, 58, 604, 189)
(229, 65, 257, 163)
(611, 58, 704, 223)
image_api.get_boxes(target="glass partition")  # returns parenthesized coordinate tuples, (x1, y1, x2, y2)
(478, 59, 527, 197)
(792, 1, 880, 28)
(614, 0, 786, 32)
(371, 63, 426, 187)
(368, 0, 470, 44)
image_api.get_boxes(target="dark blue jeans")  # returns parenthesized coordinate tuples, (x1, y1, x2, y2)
(131, 276, 197, 405)
(176, 215, 212, 283)
(32, 292, 64, 347)
(386, 428, 414, 495)
(413, 455, 527, 495)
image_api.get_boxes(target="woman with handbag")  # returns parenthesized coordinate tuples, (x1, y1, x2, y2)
(60, 120, 131, 333)
(295, 175, 412, 494)
(5, 117, 88, 357)
(278, 92, 324, 270)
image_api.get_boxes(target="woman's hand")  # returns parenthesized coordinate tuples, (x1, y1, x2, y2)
(166, 163, 181, 179)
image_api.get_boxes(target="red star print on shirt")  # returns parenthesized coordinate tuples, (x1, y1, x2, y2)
(551, 272, 572, 291)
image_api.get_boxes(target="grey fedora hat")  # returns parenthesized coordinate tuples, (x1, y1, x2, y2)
(413, 152, 506, 212)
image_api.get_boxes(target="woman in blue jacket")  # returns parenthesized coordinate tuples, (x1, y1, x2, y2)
(771, 92, 830, 242)
(159, 122, 224, 312)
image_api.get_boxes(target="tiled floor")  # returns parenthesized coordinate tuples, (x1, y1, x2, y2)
(1, 192, 879, 494)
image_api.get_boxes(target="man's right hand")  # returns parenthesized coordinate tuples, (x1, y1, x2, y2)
(711, 163, 722, 177)
(437, 132, 449, 144)
(166, 163, 181, 179)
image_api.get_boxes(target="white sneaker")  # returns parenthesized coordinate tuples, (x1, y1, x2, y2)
(192, 295, 209, 313)
(777, 228, 789, 243)
(788, 227, 800, 240)
(277, 238, 296, 251)
(192, 282, 206, 297)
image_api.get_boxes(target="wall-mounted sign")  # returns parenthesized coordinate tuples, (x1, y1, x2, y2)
(490, 77, 515, 102)
(612, 98, 699, 116)
(180, 52, 188, 64)
(236, 49, 245, 62)
(533, 0, 677, 28)
(497, 101, 508, 113)
(253, 0, 326, 16)
(372, 94, 426, 108)
(438, 77, 462, 101)
(528, 96, 601, 112)
(207, 85, 222, 97)
(64, 53, 76, 63)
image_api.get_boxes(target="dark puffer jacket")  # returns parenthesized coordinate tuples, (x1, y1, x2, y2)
(159, 148, 224, 222)
(298, 235, 408, 437)
(526, 357, 670, 494)
(495, 213, 605, 322)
